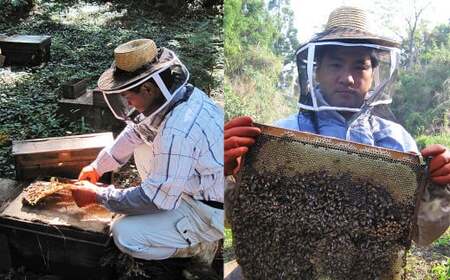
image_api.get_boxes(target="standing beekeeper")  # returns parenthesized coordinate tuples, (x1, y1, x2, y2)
(71, 38, 224, 263)
(224, 6, 450, 279)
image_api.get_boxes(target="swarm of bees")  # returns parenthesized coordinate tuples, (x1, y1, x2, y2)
(231, 169, 414, 280)
(228, 125, 425, 280)
(22, 177, 74, 206)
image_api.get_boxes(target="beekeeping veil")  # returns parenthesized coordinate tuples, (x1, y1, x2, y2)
(296, 6, 400, 124)
(97, 38, 189, 129)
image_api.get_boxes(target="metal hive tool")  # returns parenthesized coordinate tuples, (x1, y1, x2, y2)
(231, 124, 427, 280)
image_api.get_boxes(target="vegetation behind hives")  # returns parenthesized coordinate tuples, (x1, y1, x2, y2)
(231, 168, 415, 280)
(0, 0, 223, 178)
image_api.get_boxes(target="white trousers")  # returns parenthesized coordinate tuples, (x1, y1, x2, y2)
(111, 144, 224, 260)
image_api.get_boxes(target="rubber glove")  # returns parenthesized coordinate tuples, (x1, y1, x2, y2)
(78, 165, 100, 184)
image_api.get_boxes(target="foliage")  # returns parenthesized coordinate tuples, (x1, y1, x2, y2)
(0, 0, 223, 178)
(224, 0, 278, 76)
(111, 0, 223, 16)
(434, 232, 450, 248)
(430, 258, 450, 280)
(392, 23, 450, 136)
(0, 0, 34, 19)
(224, 0, 297, 123)
(223, 228, 234, 262)
(415, 133, 450, 150)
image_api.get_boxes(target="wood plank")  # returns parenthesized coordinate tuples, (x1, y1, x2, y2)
(0, 35, 51, 46)
(0, 188, 114, 234)
(15, 148, 101, 164)
(12, 132, 113, 155)
(59, 89, 93, 106)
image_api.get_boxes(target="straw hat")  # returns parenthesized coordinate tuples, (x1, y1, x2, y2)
(297, 6, 400, 58)
(114, 39, 157, 72)
(98, 39, 175, 93)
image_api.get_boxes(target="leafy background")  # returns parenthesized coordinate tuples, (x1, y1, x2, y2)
(0, 0, 223, 178)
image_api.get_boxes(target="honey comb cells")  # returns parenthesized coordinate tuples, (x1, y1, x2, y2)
(231, 125, 424, 280)
(22, 178, 73, 206)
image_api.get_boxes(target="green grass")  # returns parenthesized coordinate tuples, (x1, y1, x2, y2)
(224, 228, 235, 263)
(435, 232, 450, 247)
(430, 258, 450, 280)
(416, 133, 450, 150)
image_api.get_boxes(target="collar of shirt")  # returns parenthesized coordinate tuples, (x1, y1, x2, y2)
(134, 86, 192, 143)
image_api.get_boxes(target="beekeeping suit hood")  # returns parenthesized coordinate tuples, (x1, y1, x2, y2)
(97, 38, 189, 143)
(296, 6, 401, 125)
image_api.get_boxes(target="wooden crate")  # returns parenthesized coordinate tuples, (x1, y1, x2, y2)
(12, 133, 114, 181)
(0, 35, 51, 66)
(61, 78, 88, 99)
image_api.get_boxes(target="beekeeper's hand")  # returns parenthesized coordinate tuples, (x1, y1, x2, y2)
(71, 181, 98, 207)
(421, 144, 450, 185)
(78, 166, 100, 184)
(413, 144, 450, 246)
(225, 116, 261, 176)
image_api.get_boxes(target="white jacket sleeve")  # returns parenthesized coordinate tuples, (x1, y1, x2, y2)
(91, 124, 144, 176)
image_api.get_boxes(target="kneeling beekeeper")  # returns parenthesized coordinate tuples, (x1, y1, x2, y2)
(70, 39, 224, 262)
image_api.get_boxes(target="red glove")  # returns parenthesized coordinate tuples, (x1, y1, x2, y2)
(78, 166, 100, 184)
(421, 144, 450, 185)
(71, 181, 98, 207)
(225, 116, 261, 176)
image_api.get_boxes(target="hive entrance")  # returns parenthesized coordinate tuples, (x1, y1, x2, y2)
(231, 124, 425, 280)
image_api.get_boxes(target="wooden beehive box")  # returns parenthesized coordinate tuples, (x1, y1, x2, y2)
(61, 78, 88, 99)
(57, 91, 125, 133)
(0, 177, 115, 278)
(12, 132, 114, 181)
(0, 35, 51, 66)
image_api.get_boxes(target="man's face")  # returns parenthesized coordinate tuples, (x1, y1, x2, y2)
(316, 46, 374, 109)
(121, 82, 162, 113)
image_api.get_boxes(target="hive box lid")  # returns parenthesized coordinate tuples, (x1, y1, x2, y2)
(12, 133, 114, 180)
(0, 35, 51, 46)
(12, 132, 113, 155)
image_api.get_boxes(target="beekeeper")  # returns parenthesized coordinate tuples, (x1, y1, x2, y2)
(71, 39, 224, 263)
(225, 4, 449, 258)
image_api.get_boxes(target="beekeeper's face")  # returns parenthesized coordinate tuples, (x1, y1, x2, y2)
(316, 46, 374, 109)
(121, 81, 163, 114)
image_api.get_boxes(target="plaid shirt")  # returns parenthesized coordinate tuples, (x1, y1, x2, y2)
(92, 88, 224, 211)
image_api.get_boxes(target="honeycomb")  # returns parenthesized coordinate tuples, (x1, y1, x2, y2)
(231, 124, 425, 280)
(22, 177, 74, 206)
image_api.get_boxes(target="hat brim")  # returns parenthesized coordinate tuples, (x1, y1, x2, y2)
(98, 47, 175, 93)
(296, 28, 400, 60)
(317, 28, 399, 47)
